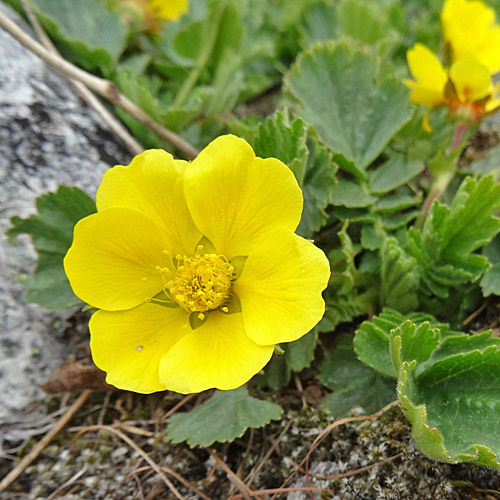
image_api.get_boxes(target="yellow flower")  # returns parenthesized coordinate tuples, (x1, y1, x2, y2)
(64, 135, 330, 394)
(121, 0, 188, 31)
(442, 0, 500, 74)
(405, 43, 500, 130)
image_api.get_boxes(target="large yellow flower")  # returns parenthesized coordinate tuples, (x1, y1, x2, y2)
(405, 43, 500, 130)
(442, 0, 500, 74)
(64, 135, 330, 394)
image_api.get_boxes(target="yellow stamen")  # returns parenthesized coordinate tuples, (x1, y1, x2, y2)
(167, 253, 234, 312)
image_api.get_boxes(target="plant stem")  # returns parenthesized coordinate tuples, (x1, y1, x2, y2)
(416, 122, 467, 229)
(173, 0, 227, 107)
(0, 10, 199, 159)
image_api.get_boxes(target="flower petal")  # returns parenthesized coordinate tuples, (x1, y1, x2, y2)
(478, 27, 500, 74)
(406, 44, 447, 100)
(158, 311, 274, 393)
(234, 228, 330, 346)
(449, 58, 493, 102)
(97, 149, 201, 256)
(64, 207, 172, 311)
(184, 135, 303, 258)
(90, 303, 188, 393)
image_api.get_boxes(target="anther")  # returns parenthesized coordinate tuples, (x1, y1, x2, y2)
(221, 307, 229, 313)
(198, 312, 205, 320)
(141, 277, 148, 283)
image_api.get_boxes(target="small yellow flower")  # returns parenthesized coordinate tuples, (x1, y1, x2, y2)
(405, 43, 500, 130)
(121, 0, 188, 32)
(64, 135, 330, 394)
(442, 0, 500, 74)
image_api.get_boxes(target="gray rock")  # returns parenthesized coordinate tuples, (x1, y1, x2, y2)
(0, 3, 131, 418)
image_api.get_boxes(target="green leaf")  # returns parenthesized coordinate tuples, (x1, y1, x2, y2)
(319, 334, 395, 417)
(480, 262, 500, 297)
(252, 354, 291, 390)
(251, 111, 337, 237)
(374, 192, 421, 213)
(6, 186, 96, 309)
(406, 176, 500, 298)
(301, 0, 340, 47)
(30, 0, 127, 70)
(380, 238, 419, 313)
(167, 387, 282, 447)
(285, 329, 318, 371)
(254, 111, 309, 184)
(369, 156, 424, 194)
(353, 308, 451, 378)
(466, 144, 500, 178)
(286, 41, 411, 173)
(360, 223, 385, 250)
(331, 179, 377, 208)
(394, 324, 500, 466)
(339, 0, 384, 44)
(298, 136, 337, 236)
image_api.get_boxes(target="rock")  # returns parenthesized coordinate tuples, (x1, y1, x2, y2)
(0, 3, 131, 418)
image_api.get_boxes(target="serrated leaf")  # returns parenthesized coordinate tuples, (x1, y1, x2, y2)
(381, 238, 419, 313)
(286, 41, 411, 172)
(6, 186, 96, 309)
(301, 0, 340, 47)
(360, 223, 385, 251)
(353, 308, 451, 378)
(369, 156, 424, 194)
(319, 334, 395, 417)
(394, 325, 500, 467)
(298, 137, 337, 236)
(254, 111, 309, 184)
(331, 179, 377, 208)
(406, 176, 500, 298)
(29, 0, 127, 69)
(374, 192, 421, 213)
(167, 387, 283, 446)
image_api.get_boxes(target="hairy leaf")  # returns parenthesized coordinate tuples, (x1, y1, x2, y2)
(286, 41, 411, 174)
(167, 387, 283, 446)
(319, 334, 395, 417)
(6, 186, 96, 309)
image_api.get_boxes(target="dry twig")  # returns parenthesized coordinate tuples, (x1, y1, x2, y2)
(71, 424, 186, 500)
(0, 389, 93, 494)
(0, 10, 199, 159)
(19, 0, 143, 156)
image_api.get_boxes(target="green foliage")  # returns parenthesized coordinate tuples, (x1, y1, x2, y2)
(406, 176, 500, 299)
(167, 387, 283, 446)
(392, 320, 500, 467)
(285, 41, 412, 177)
(29, 0, 127, 70)
(319, 334, 395, 417)
(6, 186, 96, 309)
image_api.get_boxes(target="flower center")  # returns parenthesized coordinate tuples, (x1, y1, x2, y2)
(167, 251, 234, 313)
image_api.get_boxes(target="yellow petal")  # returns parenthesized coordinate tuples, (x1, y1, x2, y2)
(449, 58, 493, 102)
(234, 228, 330, 346)
(158, 311, 274, 393)
(64, 207, 172, 311)
(406, 44, 447, 94)
(147, 0, 187, 21)
(97, 149, 201, 257)
(405, 80, 446, 106)
(90, 303, 188, 393)
(184, 135, 303, 258)
(477, 27, 500, 74)
(442, 0, 500, 72)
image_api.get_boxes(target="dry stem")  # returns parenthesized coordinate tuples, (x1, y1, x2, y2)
(0, 10, 199, 159)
